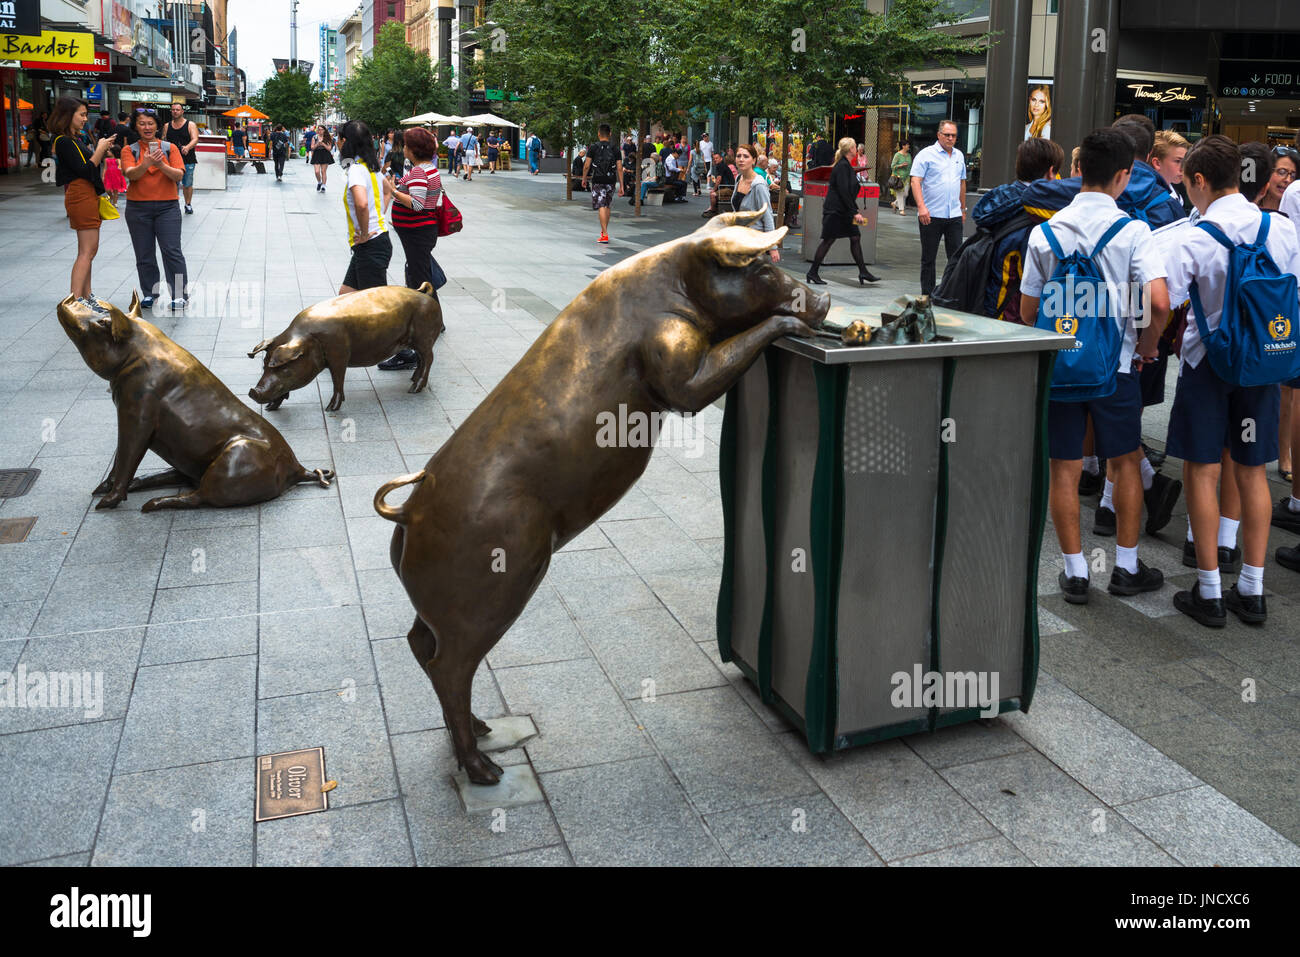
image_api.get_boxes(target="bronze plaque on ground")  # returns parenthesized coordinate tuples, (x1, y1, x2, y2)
(0, 517, 36, 544)
(254, 747, 328, 822)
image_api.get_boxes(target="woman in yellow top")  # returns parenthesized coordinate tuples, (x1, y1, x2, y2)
(120, 109, 189, 310)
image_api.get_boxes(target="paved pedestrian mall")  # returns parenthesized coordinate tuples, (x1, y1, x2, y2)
(0, 161, 1297, 866)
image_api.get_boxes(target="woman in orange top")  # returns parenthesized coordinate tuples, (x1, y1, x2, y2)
(120, 109, 189, 309)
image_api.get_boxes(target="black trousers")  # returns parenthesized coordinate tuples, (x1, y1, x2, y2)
(918, 215, 964, 294)
(273, 151, 286, 177)
(343, 231, 392, 290)
(394, 224, 440, 291)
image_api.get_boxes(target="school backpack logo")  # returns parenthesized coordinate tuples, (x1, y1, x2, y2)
(1188, 213, 1300, 387)
(1033, 216, 1130, 401)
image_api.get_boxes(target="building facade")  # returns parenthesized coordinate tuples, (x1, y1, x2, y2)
(361, 0, 405, 56)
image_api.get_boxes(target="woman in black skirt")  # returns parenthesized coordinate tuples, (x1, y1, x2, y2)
(805, 137, 879, 285)
(311, 126, 335, 192)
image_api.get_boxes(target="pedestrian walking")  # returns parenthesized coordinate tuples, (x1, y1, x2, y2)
(910, 120, 967, 294)
(889, 141, 911, 214)
(461, 127, 479, 181)
(231, 122, 247, 158)
(526, 131, 542, 174)
(582, 123, 624, 244)
(337, 120, 392, 295)
(311, 127, 335, 192)
(805, 138, 879, 285)
(443, 129, 461, 176)
(165, 102, 199, 214)
(120, 109, 189, 310)
(49, 97, 116, 299)
(486, 129, 501, 173)
(689, 143, 707, 196)
(35, 111, 52, 162)
(270, 124, 290, 181)
(379, 126, 445, 370)
(731, 144, 779, 262)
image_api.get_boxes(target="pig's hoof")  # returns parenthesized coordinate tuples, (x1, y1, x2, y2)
(95, 494, 123, 510)
(472, 715, 492, 737)
(326, 394, 343, 412)
(266, 394, 287, 411)
(92, 478, 113, 496)
(463, 750, 503, 785)
(407, 382, 421, 394)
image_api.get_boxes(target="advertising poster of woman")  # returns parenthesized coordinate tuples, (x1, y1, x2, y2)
(1026, 83, 1052, 140)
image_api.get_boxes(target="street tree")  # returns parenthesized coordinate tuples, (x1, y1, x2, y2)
(250, 68, 326, 130)
(339, 20, 453, 133)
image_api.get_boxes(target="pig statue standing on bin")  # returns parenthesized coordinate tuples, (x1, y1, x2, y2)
(57, 293, 335, 511)
(249, 283, 445, 412)
(374, 209, 830, 785)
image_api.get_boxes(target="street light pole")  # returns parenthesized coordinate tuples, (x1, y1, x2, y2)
(290, 0, 299, 71)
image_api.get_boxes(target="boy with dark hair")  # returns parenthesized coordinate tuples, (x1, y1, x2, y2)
(1166, 135, 1300, 625)
(1021, 128, 1170, 605)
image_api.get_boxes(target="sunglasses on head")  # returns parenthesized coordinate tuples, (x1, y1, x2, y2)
(1272, 145, 1298, 160)
(135, 108, 156, 115)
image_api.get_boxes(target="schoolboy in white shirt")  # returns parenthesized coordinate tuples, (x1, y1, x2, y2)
(1021, 128, 1170, 605)
(1165, 135, 1300, 626)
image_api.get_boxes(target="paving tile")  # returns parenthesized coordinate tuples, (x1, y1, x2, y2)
(543, 756, 727, 866)
(554, 574, 660, 620)
(0, 628, 142, 733)
(32, 556, 160, 634)
(0, 721, 121, 865)
(705, 792, 883, 866)
(258, 605, 374, 699)
(940, 751, 1178, 866)
(259, 544, 360, 612)
(92, 758, 254, 866)
(255, 799, 414, 866)
(889, 837, 1032, 867)
(903, 718, 1033, 770)
(372, 636, 505, 736)
(149, 580, 258, 624)
(577, 607, 724, 699)
(116, 656, 257, 774)
(140, 614, 258, 666)
(462, 845, 572, 866)
(259, 496, 349, 550)
(1116, 785, 1300, 866)
(158, 524, 259, 588)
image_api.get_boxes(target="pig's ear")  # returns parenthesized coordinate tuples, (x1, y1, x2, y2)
(695, 225, 789, 268)
(268, 342, 307, 368)
(248, 338, 273, 359)
(127, 291, 142, 321)
(695, 205, 767, 235)
(109, 305, 134, 343)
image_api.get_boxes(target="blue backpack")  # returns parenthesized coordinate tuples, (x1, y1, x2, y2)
(1188, 214, 1300, 387)
(1034, 217, 1130, 401)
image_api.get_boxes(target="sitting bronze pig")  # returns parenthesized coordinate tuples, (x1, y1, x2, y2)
(374, 209, 829, 784)
(58, 294, 334, 511)
(248, 282, 444, 412)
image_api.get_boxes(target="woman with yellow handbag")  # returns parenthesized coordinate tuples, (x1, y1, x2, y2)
(49, 96, 117, 300)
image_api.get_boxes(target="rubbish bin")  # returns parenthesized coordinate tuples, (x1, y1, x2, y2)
(716, 305, 1071, 752)
(801, 165, 879, 264)
(193, 134, 227, 190)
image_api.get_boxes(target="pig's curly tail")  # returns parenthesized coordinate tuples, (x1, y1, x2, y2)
(374, 470, 429, 524)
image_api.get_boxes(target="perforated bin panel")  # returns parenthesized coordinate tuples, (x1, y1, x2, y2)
(937, 353, 1040, 709)
(727, 353, 771, 672)
(834, 359, 943, 736)
(769, 351, 822, 719)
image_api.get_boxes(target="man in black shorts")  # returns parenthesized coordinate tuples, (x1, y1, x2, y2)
(582, 123, 624, 244)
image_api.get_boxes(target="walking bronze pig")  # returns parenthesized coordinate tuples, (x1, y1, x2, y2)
(58, 293, 335, 511)
(248, 282, 445, 412)
(374, 209, 829, 784)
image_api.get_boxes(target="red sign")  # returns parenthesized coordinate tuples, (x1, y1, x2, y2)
(23, 51, 110, 72)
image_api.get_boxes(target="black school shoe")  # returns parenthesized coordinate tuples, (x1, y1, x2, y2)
(1144, 472, 1182, 535)
(1078, 468, 1103, 497)
(1173, 583, 1226, 628)
(1182, 541, 1242, 574)
(377, 349, 418, 371)
(1058, 570, 1089, 604)
(1224, 585, 1267, 624)
(1093, 505, 1116, 536)
(1108, 559, 1163, 596)
(1276, 542, 1300, 572)
(1271, 496, 1300, 534)
(1141, 442, 1167, 469)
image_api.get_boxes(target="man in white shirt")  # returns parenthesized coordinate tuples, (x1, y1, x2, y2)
(1165, 135, 1300, 626)
(443, 130, 461, 176)
(1020, 127, 1169, 606)
(910, 120, 968, 294)
(697, 132, 713, 168)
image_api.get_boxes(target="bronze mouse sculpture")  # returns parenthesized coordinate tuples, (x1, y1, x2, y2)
(374, 209, 830, 784)
(248, 283, 445, 411)
(58, 293, 334, 511)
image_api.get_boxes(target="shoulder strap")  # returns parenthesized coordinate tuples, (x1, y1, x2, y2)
(1039, 221, 1066, 261)
(1194, 220, 1233, 250)
(1089, 216, 1131, 259)
(1256, 210, 1271, 244)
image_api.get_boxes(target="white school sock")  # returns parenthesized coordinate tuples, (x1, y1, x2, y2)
(1289, 495, 1300, 513)
(1063, 552, 1089, 580)
(1139, 456, 1155, 490)
(1197, 568, 1222, 600)
(1218, 516, 1240, 550)
(1083, 455, 1100, 476)
(1186, 518, 1195, 543)
(1237, 564, 1264, 597)
(1115, 544, 1139, 575)
(1099, 478, 1114, 511)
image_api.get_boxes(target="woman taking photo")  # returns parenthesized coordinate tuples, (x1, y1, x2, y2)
(805, 137, 879, 285)
(50, 97, 116, 299)
(311, 126, 335, 193)
(337, 120, 391, 295)
(379, 126, 445, 371)
(120, 108, 188, 309)
(730, 144, 779, 262)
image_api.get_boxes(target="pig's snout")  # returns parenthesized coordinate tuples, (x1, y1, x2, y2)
(249, 374, 279, 404)
(792, 287, 832, 330)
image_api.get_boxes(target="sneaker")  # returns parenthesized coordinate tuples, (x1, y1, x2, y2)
(1108, 559, 1163, 596)
(598, 233, 609, 244)
(171, 298, 187, 310)
(1270, 496, 1300, 534)
(1093, 505, 1116, 536)
(1182, 541, 1242, 573)
(377, 349, 418, 371)
(1143, 472, 1182, 535)
(1173, 583, 1227, 628)
(1058, 570, 1089, 605)
(140, 296, 155, 310)
(185, 204, 193, 214)
(1276, 542, 1300, 572)
(1224, 585, 1267, 624)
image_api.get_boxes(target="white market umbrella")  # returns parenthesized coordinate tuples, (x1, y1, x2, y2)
(401, 112, 447, 125)
(461, 112, 519, 128)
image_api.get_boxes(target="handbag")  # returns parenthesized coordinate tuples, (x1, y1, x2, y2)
(888, 174, 904, 190)
(436, 189, 463, 237)
(98, 195, 120, 220)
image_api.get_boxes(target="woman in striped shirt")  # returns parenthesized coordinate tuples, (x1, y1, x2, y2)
(378, 126, 446, 371)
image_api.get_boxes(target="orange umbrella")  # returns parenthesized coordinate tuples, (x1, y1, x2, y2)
(4, 96, 34, 110)
(222, 105, 269, 119)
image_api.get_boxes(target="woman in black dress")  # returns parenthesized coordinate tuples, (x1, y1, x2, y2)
(311, 126, 335, 192)
(806, 137, 879, 285)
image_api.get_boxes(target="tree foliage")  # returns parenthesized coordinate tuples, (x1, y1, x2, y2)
(340, 21, 453, 133)
(250, 68, 326, 130)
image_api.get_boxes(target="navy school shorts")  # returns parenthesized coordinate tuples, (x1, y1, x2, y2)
(1048, 370, 1143, 461)
(1166, 358, 1280, 466)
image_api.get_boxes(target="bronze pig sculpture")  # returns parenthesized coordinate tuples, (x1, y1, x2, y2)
(248, 282, 444, 411)
(58, 293, 335, 511)
(374, 210, 829, 784)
